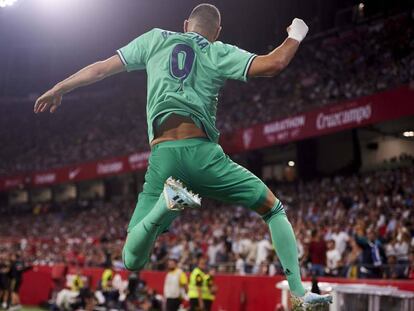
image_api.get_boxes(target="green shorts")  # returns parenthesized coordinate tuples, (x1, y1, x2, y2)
(127, 137, 268, 232)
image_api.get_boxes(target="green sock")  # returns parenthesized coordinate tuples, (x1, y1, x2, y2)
(123, 194, 179, 270)
(262, 200, 306, 297)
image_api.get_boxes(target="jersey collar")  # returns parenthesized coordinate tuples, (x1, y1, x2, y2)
(186, 31, 211, 42)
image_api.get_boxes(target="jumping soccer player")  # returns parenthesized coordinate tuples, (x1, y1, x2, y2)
(34, 3, 332, 308)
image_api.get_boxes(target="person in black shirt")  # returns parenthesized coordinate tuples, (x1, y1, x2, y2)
(355, 230, 386, 278)
(8, 252, 32, 310)
(0, 252, 10, 309)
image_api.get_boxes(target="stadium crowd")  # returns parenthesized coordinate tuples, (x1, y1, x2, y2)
(0, 13, 413, 174)
(1, 166, 413, 281)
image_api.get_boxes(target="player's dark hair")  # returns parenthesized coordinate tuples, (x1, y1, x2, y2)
(188, 3, 221, 38)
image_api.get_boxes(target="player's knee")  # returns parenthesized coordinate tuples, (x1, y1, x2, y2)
(122, 246, 147, 272)
(255, 190, 277, 215)
(259, 197, 286, 224)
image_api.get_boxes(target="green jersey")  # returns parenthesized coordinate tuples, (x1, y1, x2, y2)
(117, 28, 256, 143)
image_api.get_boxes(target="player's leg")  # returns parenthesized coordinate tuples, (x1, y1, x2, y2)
(124, 177, 201, 270)
(256, 190, 307, 297)
(122, 145, 178, 271)
(123, 142, 201, 271)
(255, 190, 331, 305)
(123, 193, 178, 270)
(185, 142, 304, 295)
(187, 142, 332, 305)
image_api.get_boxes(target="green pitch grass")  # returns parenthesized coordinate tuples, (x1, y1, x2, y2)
(22, 307, 47, 311)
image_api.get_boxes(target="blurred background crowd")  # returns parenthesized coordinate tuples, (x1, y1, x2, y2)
(1, 166, 413, 281)
(0, 12, 413, 174)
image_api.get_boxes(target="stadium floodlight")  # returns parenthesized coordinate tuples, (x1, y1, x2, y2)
(288, 161, 295, 167)
(403, 131, 414, 137)
(0, 0, 18, 8)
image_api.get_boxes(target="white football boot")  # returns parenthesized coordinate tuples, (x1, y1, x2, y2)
(163, 177, 201, 211)
(291, 291, 333, 310)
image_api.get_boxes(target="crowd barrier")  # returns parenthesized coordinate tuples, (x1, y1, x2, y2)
(19, 266, 414, 310)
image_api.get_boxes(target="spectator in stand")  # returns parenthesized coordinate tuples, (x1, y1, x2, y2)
(383, 255, 399, 279)
(207, 237, 222, 267)
(394, 231, 411, 278)
(0, 253, 9, 309)
(328, 225, 349, 256)
(355, 229, 386, 279)
(326, 240, 342, 277)
(341, 239, 362, 278)
(255, 234, 273, 271)
(408, 251, 414, 279)
(308, 229, 327, 276)
(235, 253, 246, 275)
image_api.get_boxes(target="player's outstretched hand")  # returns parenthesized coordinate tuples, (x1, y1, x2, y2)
(34, 87, 62, 114)
(287, 18, 309, 43)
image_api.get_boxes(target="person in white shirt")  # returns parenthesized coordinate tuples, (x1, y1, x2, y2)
(164, 257, 188, 311)
(395, 232, 410, 262)
(207, 237, 222, 266)
(394, 231, 411, 277)
(330, 225, 349, 256)
(235, 253, 246, 275)
(326, 240, 342, 276)
(239, 231, 253, 258)
(256, 235, 273, 267)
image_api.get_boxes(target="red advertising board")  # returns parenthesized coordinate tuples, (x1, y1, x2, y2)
(221, 85, 414, 153)
(19, 267, 414, 310)
(0, 151, 151, 190)
(1, 85, 413, 191)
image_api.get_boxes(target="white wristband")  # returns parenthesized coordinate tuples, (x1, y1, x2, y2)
(287, 18, 309, 43)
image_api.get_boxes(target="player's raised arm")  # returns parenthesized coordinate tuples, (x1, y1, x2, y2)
(248, 18, 309, 78)
(34, 55, 125, 113)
